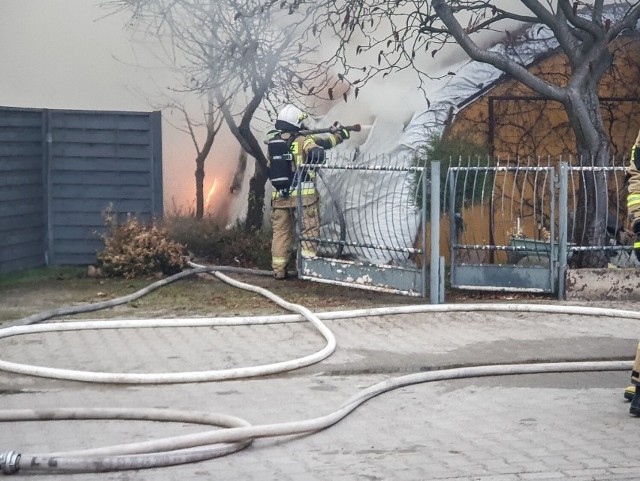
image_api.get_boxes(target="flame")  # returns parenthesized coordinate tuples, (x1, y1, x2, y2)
(205, 178, 218, 208)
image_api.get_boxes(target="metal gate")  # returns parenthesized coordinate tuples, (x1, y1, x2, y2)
(449, 163, 558, 294)
(295, 159, 444, 300)
(448, 158, 631, 296)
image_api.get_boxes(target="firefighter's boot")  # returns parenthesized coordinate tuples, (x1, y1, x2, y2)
(273, 269, 287, 280)
(633, 220, 640, 261)
(624, 384, 635, 401)
(631, 389, 640, 416)
(629, 343, 640, 416)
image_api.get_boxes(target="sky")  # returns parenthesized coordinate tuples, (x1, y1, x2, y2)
(0, 1, 532, 223)
(0, 0, 448, 222)
(0, 0, 241, 218)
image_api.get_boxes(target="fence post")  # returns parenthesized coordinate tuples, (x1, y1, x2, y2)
(448, 167, 456, 291)
(558, 162, 569, 299)
(43, 109, 53, 266)
(296, 176, 303, 278)
(430, 161, 441, 304)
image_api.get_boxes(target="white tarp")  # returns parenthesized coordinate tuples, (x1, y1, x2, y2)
(273, 5, 632, 263)
(316, 21, 562, 264)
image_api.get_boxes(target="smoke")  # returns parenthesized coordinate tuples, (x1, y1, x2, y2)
(0, 1, 145, 110)
(307, 1, 534, 133)
(0, 0, 534, 224)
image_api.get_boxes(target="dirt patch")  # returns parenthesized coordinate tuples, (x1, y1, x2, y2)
(0, 266, 560, 326)
(0, 271, 413, 324)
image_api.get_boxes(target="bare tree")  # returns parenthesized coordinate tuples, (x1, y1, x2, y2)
(166, 100, 224, 219)
(316, 0, 640, 267)
(104, 0, 340, 230)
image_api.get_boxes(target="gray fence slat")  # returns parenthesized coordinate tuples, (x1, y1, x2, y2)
(52, 128, 151, 145)
(0, 130, 42, 142)
(0, 242, 44, 262)
(0, 256, 43, 272)
(0, 110, 42, 128)
(52, 226, 104, 240)
(51, 112, 153, 131)
(51, 185, 151, 200)
(0, 201, 42, 218)
(0, 173, 42, 187)
(53, 252, 98, 265)
(0, 144, 43, 156)
(0, 214, 43, 231)
(0, 157, 42, 171)
(50, 171, 151, 186)
(0, 228, 44, 246)
(0, 186, 43, 202)
(52, 208, 153, 226)
(51, 157, 151, 172)
(51, 143, 150, 159)
(0, 246, 44, 264)
(52, 198, 152, 212)
(54, 239, 104, 252)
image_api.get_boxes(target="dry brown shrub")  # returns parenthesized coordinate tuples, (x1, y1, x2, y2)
(97, 208, 187, 279)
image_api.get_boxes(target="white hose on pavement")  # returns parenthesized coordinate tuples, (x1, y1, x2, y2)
(1, 299, 638, 384)
(0, 269, 336, 383)
(0, 360, 631, 475)
(0, 264, 636, 475)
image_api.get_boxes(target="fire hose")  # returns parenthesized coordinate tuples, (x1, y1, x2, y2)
(262, 123, 363, 143)
(0, 264, 635, 475)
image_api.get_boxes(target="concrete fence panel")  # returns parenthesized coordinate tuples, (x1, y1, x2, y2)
(0, 107, 162, 273)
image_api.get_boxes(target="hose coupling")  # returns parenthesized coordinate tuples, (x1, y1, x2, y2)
(0, 451, 20, 475)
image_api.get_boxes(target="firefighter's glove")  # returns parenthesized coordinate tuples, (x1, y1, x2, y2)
(331, 122, 350, 141)
(633, 220, 640, 261)
(306, 146, 325, 167)
(633, 144, 640, 170)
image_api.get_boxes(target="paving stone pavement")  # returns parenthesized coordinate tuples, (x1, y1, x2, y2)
(1, 304, 640, 480)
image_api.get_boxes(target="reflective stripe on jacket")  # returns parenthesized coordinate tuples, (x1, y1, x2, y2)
(271, 131, 342, 199)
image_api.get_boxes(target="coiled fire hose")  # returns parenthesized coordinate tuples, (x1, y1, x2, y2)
(0, 264, 634, 475)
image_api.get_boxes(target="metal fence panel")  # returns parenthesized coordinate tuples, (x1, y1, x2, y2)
(446, 156, 634, 296)
(296, 156, 432, 297)
(448, 162, 557, 293)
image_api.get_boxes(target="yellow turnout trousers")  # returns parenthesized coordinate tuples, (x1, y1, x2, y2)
(271, 193, 320, 275)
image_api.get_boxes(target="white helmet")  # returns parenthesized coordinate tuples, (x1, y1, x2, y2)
(276, 104, 309, 130)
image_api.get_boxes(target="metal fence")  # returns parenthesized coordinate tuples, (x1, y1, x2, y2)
(296, 155, 443, 298)
(446, 156, 634, 296)
(299, 154, 633, 299)
(0, 106, 162, 274)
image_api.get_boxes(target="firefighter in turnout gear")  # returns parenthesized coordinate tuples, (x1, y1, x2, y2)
(625, 129, 640, 412)
(628, 343, 640, 415)
(628, 128, 640, 255)
(266, 104, 349, 279)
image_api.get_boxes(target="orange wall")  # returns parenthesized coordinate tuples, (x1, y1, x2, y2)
(448, 35, 640, 159)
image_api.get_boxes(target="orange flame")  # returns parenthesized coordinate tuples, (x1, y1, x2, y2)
(205, 178, 218, 208)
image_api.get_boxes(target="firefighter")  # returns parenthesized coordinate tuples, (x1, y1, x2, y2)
(625, 128, 640, 412)
(628, 343, 640, 416)
(628, 128, 640, 253)
(267, 104, 349, 280)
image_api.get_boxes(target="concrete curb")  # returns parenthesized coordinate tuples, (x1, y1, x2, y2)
(566, 267, 640, 301)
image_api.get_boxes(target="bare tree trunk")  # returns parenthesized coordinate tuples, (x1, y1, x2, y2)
(573, 147, 610, 268)
(230, 150, 247, 194)
(245, 160, 268, 231)
(195, 155, 206, 219)
(218, 94, 269, 231)
(566, 89, 611, 267)
(194, 127, 217, 220)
